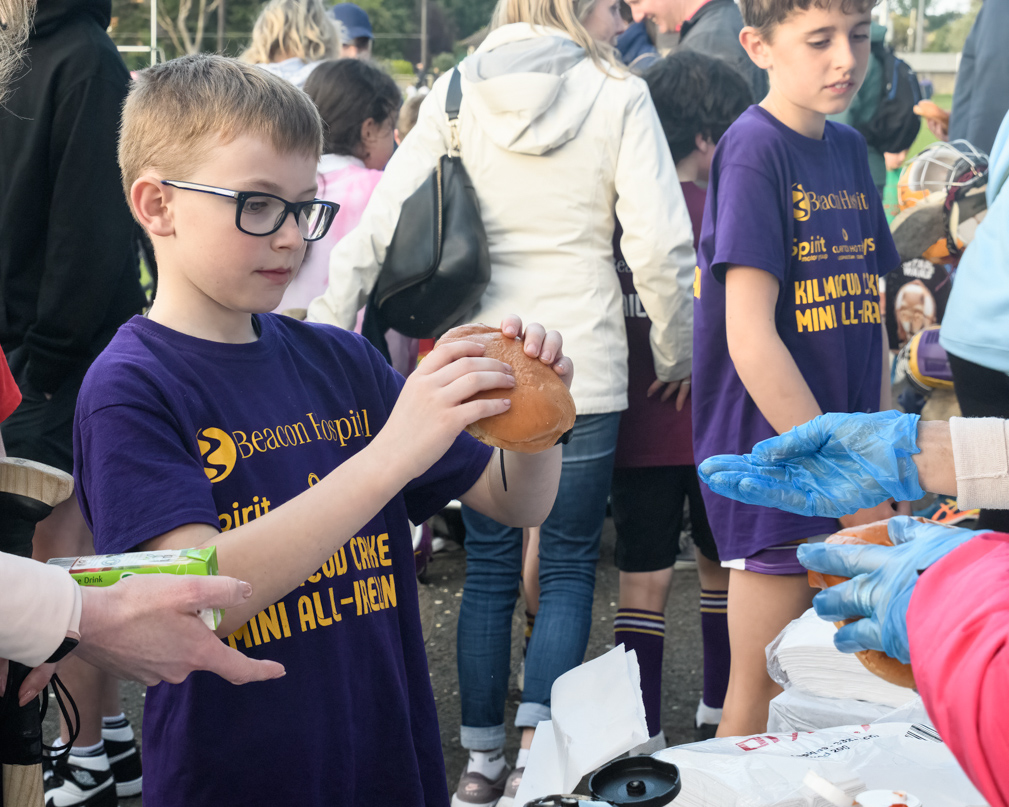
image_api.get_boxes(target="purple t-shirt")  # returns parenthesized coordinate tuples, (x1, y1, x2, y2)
(73, 314, 492, 807)
(614, 182, 705, 468)
(692, 106, 899, 559)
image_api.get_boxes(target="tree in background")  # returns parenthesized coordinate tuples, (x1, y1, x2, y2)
(157, 0, 219, 54)
(441, 0, 496, 40)
(888, 0, 979, 53)
(110, 0, 259, 63)
(926, 0, 980, 53)
(110, 0, 498, 66)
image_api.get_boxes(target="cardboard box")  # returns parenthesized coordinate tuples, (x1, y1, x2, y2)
(48, 547, 221, 629)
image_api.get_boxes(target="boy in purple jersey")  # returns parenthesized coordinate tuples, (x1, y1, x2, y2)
(72, 54, 569, 807)
(692, 0, 904, 737)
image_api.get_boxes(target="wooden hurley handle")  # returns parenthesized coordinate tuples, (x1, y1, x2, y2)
(2, 763, 44, 807)
(0, 459, 73, 508)
(0, 459, 73, 807)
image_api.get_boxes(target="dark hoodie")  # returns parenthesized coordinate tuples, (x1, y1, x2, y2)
(0, 0, 145, 395)
(679, 0, 767, 104)
(617, 22, 659, 74)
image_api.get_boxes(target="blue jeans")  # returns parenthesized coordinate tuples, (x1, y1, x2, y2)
(457, 412, 620, 750)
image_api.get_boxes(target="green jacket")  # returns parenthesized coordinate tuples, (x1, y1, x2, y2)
(829, 22, 886, 191)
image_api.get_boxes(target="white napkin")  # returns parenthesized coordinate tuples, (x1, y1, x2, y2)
(767, 609, 917, 709)
(513, 645, 650, 806)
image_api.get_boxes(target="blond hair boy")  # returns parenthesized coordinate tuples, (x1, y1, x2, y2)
(74, 54, 569, 807)
(691, 0, 904, 737)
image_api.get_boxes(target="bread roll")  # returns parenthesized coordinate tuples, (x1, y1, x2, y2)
(435, 324, 576, 454)
(808, 518, 922, 689)
(912, 99, 950, 126)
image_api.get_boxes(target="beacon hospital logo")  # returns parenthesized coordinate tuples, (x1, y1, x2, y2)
(198, 427, 238, 483)
(197, 410, 374, 484)
(792, 184, 811, 222)
(792, 183, 870, 222)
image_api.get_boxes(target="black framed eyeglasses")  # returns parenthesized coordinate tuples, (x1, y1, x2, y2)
(161, 180, 339, 241)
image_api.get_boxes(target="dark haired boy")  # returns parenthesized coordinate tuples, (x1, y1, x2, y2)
(610, 51, 751, 747)
(691, 0, 903, 737)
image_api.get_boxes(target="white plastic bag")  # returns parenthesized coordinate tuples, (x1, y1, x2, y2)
(768, 688, 911, 733)
(654, 722, 987, 807)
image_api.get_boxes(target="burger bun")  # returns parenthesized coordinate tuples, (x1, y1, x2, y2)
(808, 518, 924, 690)
(435, 324, 576, 454)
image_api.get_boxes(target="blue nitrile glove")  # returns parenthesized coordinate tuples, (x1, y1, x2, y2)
(797, 516, 982, 663)
(698, 411, 926, 518)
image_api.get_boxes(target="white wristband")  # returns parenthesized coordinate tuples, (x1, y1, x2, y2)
(950, 416, 1009, 510)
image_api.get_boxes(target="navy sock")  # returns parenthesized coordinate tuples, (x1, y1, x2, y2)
(699, 588, 730, 711)
(614, 607, 665, 737)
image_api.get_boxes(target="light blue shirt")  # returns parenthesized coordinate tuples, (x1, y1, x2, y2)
(940, 112, 1009, 373)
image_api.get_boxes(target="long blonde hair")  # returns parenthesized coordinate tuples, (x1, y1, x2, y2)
(242, 0, 342, 65)
(490, 0, 623, 71)
(0, 0, 32, 104)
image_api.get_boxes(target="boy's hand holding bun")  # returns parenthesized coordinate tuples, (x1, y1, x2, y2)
(435, 316, 575, 454)
(498, 314, 574, 392)
(377, 316, 573, 481)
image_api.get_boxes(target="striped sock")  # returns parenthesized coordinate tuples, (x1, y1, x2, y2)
(614, 608, 665, 737)
(699, 588, 730, 712)
(68, 740, 106, 760)
(101, 713, 134, 743)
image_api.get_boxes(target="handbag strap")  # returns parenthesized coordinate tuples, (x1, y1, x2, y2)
(445, 67, 463, 157)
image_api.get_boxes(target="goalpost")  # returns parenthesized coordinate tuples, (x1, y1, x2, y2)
(116, 0, 158, 66)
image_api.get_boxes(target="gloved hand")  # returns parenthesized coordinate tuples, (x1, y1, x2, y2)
(698, 411, 926, 518)
(797, 517, 982, 663)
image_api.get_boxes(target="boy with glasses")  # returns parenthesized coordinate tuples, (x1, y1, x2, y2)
(72, 53, 569, 807)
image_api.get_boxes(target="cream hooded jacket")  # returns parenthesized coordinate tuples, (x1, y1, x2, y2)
(308, 23, 695, 414)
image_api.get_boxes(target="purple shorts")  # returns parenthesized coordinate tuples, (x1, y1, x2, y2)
(721, 535, 829, 575)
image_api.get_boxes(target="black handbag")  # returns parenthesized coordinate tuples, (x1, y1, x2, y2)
(371, 68, 491, 340)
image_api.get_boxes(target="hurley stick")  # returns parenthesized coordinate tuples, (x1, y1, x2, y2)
(0, 458, 75, 807)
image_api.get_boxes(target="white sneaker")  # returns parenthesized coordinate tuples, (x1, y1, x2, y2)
(43, 753, 117, 807)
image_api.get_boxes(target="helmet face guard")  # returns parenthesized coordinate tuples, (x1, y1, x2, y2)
(897, 140, 988, 208)
(895, 140, 989, 260)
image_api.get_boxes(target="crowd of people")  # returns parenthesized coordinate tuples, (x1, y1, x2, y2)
(0, 0, 1007, 806)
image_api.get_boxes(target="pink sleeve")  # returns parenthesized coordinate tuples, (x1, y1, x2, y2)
(907, 532, 1009, 807)
(0, 552, 82, 667)
(0, 350, 21, 423)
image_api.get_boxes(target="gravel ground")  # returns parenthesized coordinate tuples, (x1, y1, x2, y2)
(50, 517, 705, 805)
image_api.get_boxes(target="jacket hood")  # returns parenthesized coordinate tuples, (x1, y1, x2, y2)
(32, 0, 111, 36)
(988, 110, 1009, 205)
(459, 23, 611, 156)
(256, 57, 321, 89)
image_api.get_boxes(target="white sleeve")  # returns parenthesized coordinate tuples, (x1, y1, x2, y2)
(307, 79, 452, 330)
(613, 81, 696, 383)
(0, 553, 82, 667)
(950, 416, 1009, 510)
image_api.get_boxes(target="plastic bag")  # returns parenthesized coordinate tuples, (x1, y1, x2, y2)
(654, 722, 987, 807)
(768, 688, 909, 733)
